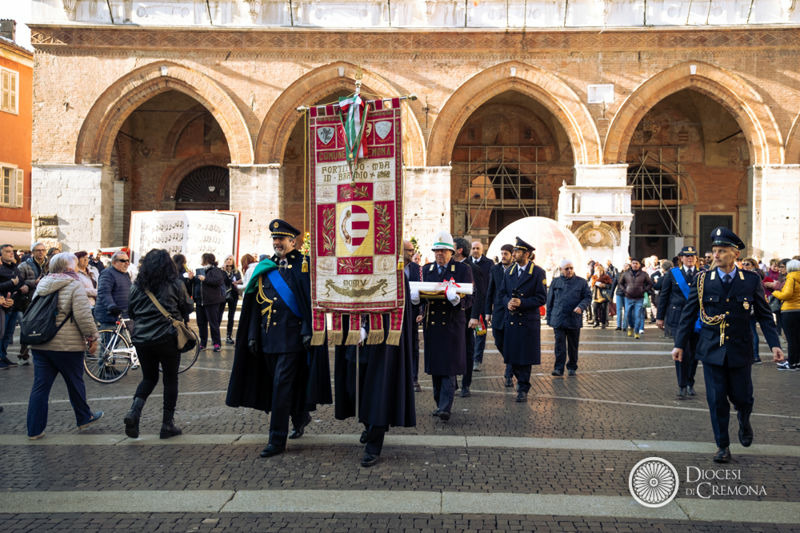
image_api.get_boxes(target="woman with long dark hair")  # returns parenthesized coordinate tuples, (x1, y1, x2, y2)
(125, 249, 194, 439)
(222, 255, 242, 345)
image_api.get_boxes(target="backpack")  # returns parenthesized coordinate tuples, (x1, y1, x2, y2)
(20, 291, 73, 345)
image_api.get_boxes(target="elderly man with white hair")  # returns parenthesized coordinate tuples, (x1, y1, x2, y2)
(546, 259, 592, 377)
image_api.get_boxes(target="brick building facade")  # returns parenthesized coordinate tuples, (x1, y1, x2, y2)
(27, 0, 800, 262)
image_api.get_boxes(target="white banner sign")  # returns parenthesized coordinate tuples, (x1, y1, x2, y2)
(128, 210, 240, 268)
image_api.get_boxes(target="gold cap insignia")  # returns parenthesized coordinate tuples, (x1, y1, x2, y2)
(273, 222, 279, 228)
(716, 229, 721, 236)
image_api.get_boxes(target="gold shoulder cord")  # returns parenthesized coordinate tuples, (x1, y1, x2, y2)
(697, 271, 727, 346)
(256, 276, 274, 332)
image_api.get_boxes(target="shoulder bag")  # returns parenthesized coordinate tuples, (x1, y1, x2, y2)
(144, 289, 197, 352)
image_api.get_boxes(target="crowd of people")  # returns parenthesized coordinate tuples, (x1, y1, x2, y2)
(0, 224, 795, 465)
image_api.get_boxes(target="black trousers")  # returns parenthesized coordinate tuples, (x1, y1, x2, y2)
(462, 320, 475, 389)
(783, 311, 800, 367)
(133, 336, 180, 414)
(675, 331, 699, 388)
(592, 301, 608, 325)
(410, 318, 420, 382)
(432, 375, 456, 414)
(363, 424, 388, 456)
(703, 361, 753, 448)
(196, 303, 223, 347)
(264, 350, 304, 446)
(553, 327, 580, 372)
(493, 327, 513, 380)
(512, 364, 532, 393)
(225, 297, 239, 338)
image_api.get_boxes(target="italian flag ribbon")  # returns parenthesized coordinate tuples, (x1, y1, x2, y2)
(338, 91, 369, 171)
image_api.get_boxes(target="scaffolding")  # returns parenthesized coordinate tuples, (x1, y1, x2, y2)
(452, 145, 547, 238)
(627, 145, 686, 240)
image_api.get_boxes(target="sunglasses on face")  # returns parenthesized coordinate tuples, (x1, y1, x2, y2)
(117, 259, 130, 263)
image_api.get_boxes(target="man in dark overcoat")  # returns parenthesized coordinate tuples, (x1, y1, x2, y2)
(454, 237, 485, 398)
(469, 240, 493, 372)
(673, 227, 784, 463)
(485, 244, 514, 386)
(657, 245, 700, 397)
(334, 274, 417, 467)
(500, 237, 548, 402)
(546, 259, 591, 377)
(226, 219, 331, 458)
(403, 240, 423, 392)
(417, 231, 473, 421)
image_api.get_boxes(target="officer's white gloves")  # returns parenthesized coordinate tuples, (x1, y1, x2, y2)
(359, 326, 368, 344)
(410, 286, 421, 305)
(445, 284, 461, 306)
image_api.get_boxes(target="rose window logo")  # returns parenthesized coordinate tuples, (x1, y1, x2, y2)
(628, 457, 680, 508)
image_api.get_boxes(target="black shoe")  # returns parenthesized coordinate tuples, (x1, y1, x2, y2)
(361, 452, 379, 467)
(225, 336, 235, 345)
(687, 386, 696, 396)
(515, 391, 527, 403)
(260, 443, 285, 458)
(123, 397, 145, 439)
(438, 411, 450, 421)
(430, 408, 441, 416)
(288, 413, 311, 440)
(567, 369, 576, 376)
(460, 387, 471, 398)
(504, 377, 514, 387)
(615, 327, 622, 331)
(713, 447, 731, 463)
(738, 414, 754, 447)
(159, 420, 182, 439)
(359, 430, 368, 444)
(678, 387, 687, 398)
(592, 323, 599, 328)
(413, 382, 422, 392)
(551, 370, 563, 376)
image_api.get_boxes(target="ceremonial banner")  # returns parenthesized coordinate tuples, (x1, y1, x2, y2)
(308, 98, 404, 345)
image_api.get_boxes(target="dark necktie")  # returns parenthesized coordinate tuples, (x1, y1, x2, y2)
(722, 273, 732, 286)
(438, 265, 444, 276)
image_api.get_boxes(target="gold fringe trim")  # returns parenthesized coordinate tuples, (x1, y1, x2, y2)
(385, 330, 402, 346)
(330, 329, 343, 346)
(345, 327, 361, 346)
(366, 328, 383, 345)
(310, 330, 325, 346)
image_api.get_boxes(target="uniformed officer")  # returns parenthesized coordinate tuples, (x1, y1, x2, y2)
(672, 227, 785, 463)
(657, 245, 700, 398)
(226, 219, 331, 458)
(416, 231, 473, 421)
(485, 243, 515, 387)
(500, 237, 548, 402)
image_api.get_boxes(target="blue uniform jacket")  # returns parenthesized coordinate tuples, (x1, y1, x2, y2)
(485, 262, 507, 330)
(656, 267, 698, 331)
(674, 268, 780, 367)
(500, 262, 548, 365)
(545, 274, 591, 330)
(422, 258, 473, 376)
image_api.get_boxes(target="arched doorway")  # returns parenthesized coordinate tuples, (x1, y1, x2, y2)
(625, 89, 749, 258)
(451, 90, 573, 241)
(109, 90, 231, 244)
(175, 166, 230, 210)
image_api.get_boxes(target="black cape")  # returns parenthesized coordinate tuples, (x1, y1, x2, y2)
(333, 275, 416, 428)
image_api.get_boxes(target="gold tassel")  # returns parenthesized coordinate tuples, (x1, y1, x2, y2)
(330, 329, 343, 346)
(385, 330, 402, 346)
(366, 314, 383, 345)
(310, 330, 325, 346)
(302, 255, 308, 273)
(397, 257, 403, 270)
(345, 327, 361, 345)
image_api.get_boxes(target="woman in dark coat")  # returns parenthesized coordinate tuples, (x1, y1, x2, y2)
(193, 253, 226, 352)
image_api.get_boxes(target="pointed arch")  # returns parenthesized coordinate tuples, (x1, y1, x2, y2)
(76, 61, 253, 165)
(786, 113, 800, 164)
(604, 61, 782, 166)
(427, 61, 601, 167)
(257, 62, 425, 166)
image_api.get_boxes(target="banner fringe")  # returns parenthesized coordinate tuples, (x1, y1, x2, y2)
(345, 328, 361, 345)
(385, 330, 401, 346)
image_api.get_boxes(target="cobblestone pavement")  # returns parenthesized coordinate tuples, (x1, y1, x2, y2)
(1, 324, 799, 531)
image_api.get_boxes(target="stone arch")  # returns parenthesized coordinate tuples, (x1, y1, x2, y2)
(604, 61, 782, 166)
(257, 62, 426, 166)
(427, 61, 602, 167)
(76, 61, 253, 165)
(786, 113, 800, 164)
(574, 221, 621, 248)
(157, 152, 231, 205)
(163, 104, 208, 159)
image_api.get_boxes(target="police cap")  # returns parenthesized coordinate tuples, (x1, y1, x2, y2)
(514, 237, 535, 252)
(678, 245, 697, 257)
(710, 227, 745, 250)
(269, 219, 301, 239)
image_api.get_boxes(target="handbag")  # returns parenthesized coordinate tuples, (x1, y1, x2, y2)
(144, 289, 197, 353)
(768, 295, 782, 313)
(608, 301, 617, 316)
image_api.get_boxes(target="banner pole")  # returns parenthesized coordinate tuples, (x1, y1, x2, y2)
(296, 93, 418, 113)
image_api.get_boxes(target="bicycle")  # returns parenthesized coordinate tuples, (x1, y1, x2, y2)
(84, 318, 201, 384)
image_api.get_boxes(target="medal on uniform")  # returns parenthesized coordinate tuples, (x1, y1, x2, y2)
(743, 301, 750, 310)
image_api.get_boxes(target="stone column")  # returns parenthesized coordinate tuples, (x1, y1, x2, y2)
(228, 163, 281, 255)
(31, 164, 114, 251)
(403, 166, 451, 257)
(749, 164, 800, 259)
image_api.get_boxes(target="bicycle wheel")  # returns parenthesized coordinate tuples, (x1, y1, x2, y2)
(177, 329, 201, 374)
(84, 329, 133, 384)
